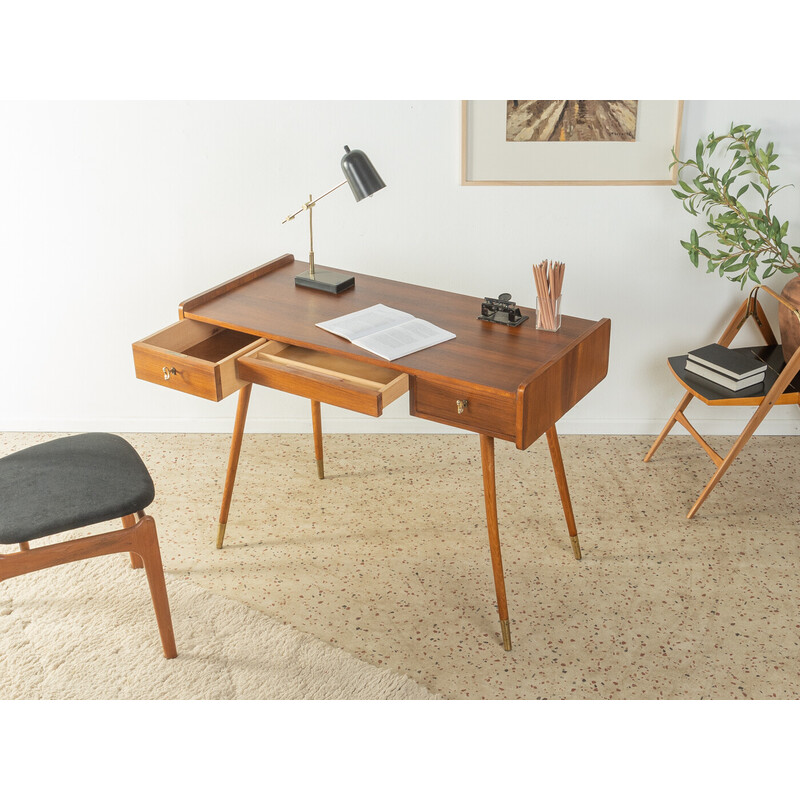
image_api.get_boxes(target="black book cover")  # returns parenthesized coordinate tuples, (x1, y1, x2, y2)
(687, 343, 767, 379)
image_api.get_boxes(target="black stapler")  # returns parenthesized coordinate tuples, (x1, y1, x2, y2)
(477, 293, 529, 327)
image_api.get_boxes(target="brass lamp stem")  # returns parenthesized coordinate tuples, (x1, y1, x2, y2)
(282, 180, 349, 281)
(308, 194, 314, 278)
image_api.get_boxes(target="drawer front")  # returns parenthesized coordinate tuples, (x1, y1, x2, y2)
(236, 342, 408, 417)
(134, 343, 220, 399)
(132, 320, 263, 401)
(410, 377, 517, 440)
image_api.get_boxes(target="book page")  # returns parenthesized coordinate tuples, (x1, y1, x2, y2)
(316, 304, 414, 341)
(354, 318, 456, 361)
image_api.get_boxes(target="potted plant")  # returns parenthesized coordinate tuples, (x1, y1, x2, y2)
(671, 123, 800, 360)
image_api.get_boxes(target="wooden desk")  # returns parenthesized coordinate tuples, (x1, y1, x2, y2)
(133, 253, 611, 650)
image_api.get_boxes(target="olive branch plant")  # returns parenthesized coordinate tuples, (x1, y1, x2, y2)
(671, 123, 800, 288)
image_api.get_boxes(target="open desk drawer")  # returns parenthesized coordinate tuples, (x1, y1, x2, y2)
(236, 341, 408, 416)
(133, 319, 265, 401)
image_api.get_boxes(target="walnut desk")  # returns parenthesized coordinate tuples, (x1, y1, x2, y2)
(133, 253, 610, 650)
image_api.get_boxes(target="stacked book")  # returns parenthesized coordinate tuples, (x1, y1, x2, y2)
(685, 343, 768, 391)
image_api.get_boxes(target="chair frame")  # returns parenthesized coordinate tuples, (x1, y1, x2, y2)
(645, 285, 800, 519)
(0, 511, 177, 659)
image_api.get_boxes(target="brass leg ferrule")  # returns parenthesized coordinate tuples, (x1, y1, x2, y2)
(316, 458, 324, 480)
(216, 523, 227, 550)
(500, 619, 512, 651)
(571, 535, 582, 560)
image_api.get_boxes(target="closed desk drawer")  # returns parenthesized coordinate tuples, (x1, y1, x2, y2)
(410, 377, 516, 441)
(133, 319, 265, 401)
(236, 341, 409, 417)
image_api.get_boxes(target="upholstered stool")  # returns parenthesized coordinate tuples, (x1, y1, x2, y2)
(0, 433, 177, 658)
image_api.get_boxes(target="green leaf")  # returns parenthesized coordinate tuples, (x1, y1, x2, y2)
(696, 140, 704, 171)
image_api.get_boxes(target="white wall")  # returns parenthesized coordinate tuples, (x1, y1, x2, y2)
(2, 100, 799, 436)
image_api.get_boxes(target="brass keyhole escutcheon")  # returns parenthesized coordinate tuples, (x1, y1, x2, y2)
(163, 366, 177, 381)
(456, 399, 468, 414)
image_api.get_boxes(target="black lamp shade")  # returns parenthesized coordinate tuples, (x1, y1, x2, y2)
(341, 146, 386, 201)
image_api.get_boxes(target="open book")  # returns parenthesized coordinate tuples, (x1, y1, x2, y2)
(316, 304, 455, 361)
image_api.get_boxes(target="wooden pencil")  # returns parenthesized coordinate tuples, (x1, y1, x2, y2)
(533, 259, 564, 330)
(533, 261, 554, 329)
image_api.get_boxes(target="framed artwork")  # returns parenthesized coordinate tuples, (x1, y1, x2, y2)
(461, 100, 684, 186)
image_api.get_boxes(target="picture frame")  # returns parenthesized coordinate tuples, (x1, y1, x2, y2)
(461, 100, 684, 186)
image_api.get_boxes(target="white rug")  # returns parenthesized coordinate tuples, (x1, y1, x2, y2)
(0, 547, 437, 700)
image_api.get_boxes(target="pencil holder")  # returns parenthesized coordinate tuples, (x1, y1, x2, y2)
(536, 295, 561, 331)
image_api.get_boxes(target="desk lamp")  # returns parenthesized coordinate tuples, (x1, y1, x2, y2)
(282, 145, 386, 294)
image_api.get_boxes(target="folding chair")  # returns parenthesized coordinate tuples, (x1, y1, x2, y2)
(644, 285, 800, 518)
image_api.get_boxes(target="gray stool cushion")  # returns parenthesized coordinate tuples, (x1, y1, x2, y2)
(0, 433, 155, 545)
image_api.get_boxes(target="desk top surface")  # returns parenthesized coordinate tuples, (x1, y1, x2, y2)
(180, 254, 608, 395)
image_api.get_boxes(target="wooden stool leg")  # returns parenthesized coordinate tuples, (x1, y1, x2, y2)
(545, 425, 582, 560)
(311, 399, 324, 479)
(123, 515, 144, 568)
(134, 516, 177, 659)
(3, 516, 177, 659)
(19, 541, 30, 551)
(644, 391, 694, 463)
(217, 383, 252, 549)
(479, 434, 512, 651)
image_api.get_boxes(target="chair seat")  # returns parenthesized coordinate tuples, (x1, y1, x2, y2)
(0, 433, 155, 545)
(668, 345, 800, 406)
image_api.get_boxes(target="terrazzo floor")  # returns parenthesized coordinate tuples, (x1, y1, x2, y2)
(3, 431, 798, 700)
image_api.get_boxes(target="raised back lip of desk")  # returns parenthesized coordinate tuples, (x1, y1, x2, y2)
(178, 254, 608, 396)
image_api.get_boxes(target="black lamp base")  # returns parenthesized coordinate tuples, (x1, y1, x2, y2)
(294, 269, 355, 294)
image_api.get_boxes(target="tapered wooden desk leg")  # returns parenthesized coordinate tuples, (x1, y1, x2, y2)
(644, 391, 693, 463)
(479, 434, 512, 651)
(217, 383, 252, 549)
(545, 425, 582, 560)
(311, 399, 324, 479)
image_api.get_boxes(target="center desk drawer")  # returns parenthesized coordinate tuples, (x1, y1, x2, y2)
(236, 341, 409, 417)
(410, 377, 517, 441)
(133, 319, 265, 401)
